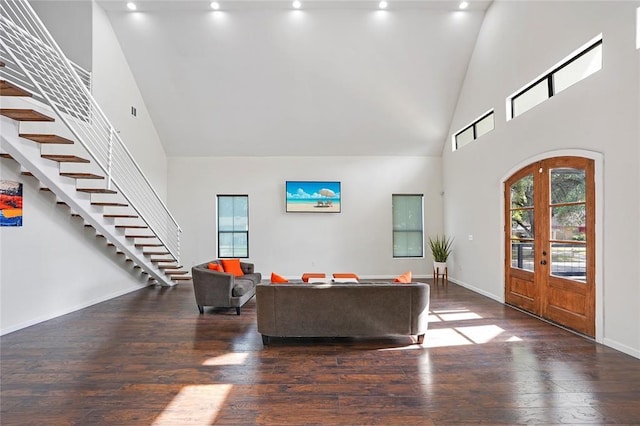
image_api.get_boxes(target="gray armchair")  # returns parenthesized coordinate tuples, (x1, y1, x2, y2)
(191, 260, 262, 315)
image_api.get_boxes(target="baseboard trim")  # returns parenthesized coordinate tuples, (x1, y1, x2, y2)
(0, 283, 149, 336)
(448, 277, 505, 303)
(449, 278, 639, 360)
(602, 338, 640, 359)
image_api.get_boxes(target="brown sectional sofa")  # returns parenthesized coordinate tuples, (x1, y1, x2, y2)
(256, 281, 430, 344)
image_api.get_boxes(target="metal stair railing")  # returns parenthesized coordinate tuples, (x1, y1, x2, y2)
(0, 0, 181, 261)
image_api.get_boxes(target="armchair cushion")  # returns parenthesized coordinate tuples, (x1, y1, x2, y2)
(232, 279, 255, 297)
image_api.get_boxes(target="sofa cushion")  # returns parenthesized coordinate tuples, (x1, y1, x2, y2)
(240, 273, 262, 285)
(232, 279, 255, 297)
(221, 259, 244, 277)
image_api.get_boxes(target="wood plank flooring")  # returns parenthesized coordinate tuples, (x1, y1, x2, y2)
(1, 281, 639, 425)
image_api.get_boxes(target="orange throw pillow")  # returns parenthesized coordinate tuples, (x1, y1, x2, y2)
(220, 259, 244, 277)
(302, 273, 326, 283)
(207, 263, 223, 272)
(333, 273, 360, 281)
(394, 271, 412, 283)
(271, 272, 288, 283)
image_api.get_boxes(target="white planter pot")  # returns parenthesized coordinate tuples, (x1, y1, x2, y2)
(433, 261, 447, 273)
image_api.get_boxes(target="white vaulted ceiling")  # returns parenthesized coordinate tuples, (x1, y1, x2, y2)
(98, 1, 491, 157)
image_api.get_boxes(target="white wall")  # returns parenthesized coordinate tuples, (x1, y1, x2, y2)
(31, 1, 93, 70)
(168, 156, 442, 278)
(443, 1, 640, 357)
(26, 2, 167, 200)
(91, 2, 168, 201)
(0, 160, 150, 335)
(0, 1, 173, 335)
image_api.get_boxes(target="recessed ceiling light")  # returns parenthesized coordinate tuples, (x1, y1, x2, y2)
(379, 1, 388, 9)
(292, 0, 301, 9)
(126, 2, 136, 11)
(459, 1, 469, 9)
(210, 1, 220, 10)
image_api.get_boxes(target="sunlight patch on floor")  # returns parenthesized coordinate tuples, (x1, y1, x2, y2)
(152, 384, 232, 425)
(377, 344, 424, 351)
(202, 352, 250, 366)
(439, 312, 483, 321)
(423, 328, 473, 348)
(429, 308, 483, 322)
(455, 325, 505, 344)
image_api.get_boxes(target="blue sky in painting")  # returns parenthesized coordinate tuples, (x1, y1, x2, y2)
(286, 181, 341, 200)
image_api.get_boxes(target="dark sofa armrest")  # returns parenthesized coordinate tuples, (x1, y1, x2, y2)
(191, 266, 235, 304)
(240, 262, 255, 274)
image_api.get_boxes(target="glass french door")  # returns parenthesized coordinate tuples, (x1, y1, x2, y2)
(505, 157, 595, 337)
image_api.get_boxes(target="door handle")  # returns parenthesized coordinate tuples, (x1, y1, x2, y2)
(540, 260, 547, 265)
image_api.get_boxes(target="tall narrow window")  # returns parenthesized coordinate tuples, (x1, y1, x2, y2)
(217, 195, 249, 258)
(392, 194, 424, 258)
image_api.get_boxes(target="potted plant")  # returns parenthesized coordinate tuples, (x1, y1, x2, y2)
(428, 235, 453, 273)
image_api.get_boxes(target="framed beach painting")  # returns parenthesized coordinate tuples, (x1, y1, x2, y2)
(286, 181, 341, 213)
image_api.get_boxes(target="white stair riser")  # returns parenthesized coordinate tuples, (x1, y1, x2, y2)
(1, 111, 176, 286)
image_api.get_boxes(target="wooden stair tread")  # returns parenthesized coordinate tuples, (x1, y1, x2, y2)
(104, 214, 138, 218)
(145, 251, 170, 255)
(77, 188, 117, 194)
(166, 271, 188, 275)
(40, 187, 52, 192)
(158, 265, 182, 270)
(21, 171, 34, 176)
(150, 257, 176, 263)
(92, 202, 128, 207)
(135, 243, 163, 247)
(19, 133, 73, 144)
(126, 235, 156, 239)
(60, 172, 104, 179)
(115, 225, 147, 229)
(41, 154, 89, 163)
(1, 81, 32, 97)
(1, 109, 54, 122)
(173, 276, 192, 281)
(0, 153, 14, 159)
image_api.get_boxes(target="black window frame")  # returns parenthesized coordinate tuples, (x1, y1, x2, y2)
(510, 38, 603, 119)
(454, 110, 495, 150)
(392, 193, 425, 258)
(216, 194, 249, 259)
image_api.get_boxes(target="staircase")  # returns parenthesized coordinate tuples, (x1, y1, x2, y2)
(0, 1, 190, 285)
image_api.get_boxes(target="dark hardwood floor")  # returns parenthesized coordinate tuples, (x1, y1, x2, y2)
(1, 281, 639, 425)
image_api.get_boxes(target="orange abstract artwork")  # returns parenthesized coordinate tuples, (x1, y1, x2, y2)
(0, 180, 23, 226)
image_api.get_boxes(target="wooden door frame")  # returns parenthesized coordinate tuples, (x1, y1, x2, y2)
(500, 150, 604, 343)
